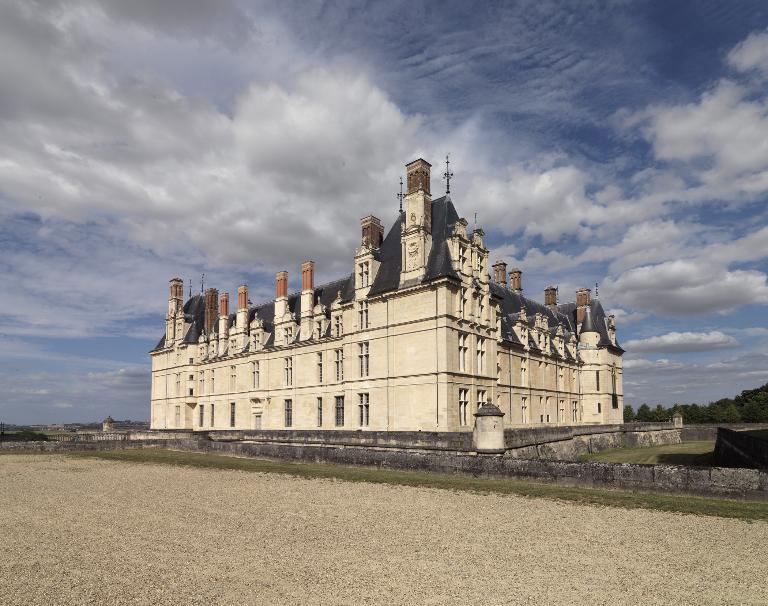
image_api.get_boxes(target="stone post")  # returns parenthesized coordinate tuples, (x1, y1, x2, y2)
(672, 412, 683, 428)
(473, 401, 505, 453)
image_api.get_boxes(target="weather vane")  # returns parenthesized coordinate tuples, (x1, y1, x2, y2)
(442, 153, 453, 195)
(201, 273, 205, 294)
(397, 177, 405, 213)
(595, 282, 599, 297)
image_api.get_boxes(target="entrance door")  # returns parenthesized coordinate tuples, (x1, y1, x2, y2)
(253, 414, 262, 430)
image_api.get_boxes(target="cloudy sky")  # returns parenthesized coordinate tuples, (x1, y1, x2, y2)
(2, 0, 767, 423)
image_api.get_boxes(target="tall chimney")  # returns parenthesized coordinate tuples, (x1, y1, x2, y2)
(509, 268, 522, 293)
(274, 271, 288, 321)
(576, 287, 591, 324)
(219, 292, 229, 317)
(544, 285, 558, 309)
(301, 261, 315, 292)
(361, 216, 384, 248)
(492, 260, 507, 285)
(237, 284, 248, 311)
(203, 288, 219, 334)
(405, 159, 432, 235)
(219, 292, 230, 354)
(406, 158, 431, 195)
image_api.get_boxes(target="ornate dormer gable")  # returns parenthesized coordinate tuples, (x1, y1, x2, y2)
(330, 290, 344, 338)
(514, 309, 529, 346)
(355, 217, 382, 299)
(554, 324, 565, 357)
(607, 314, 617, 346)
(198, 332, 207, 360)
(313, 302, 327, 339)
(449, 218, 470, 275)
(471, 228, 488, 281)
(250, 315, 266, 351)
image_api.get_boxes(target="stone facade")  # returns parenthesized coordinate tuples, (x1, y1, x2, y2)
(150, 158, 624, 432)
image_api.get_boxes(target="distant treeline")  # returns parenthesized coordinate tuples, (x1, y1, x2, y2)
(624, 382, 768, 424)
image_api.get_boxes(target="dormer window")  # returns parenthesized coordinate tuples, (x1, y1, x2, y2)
(358, 261, 370, 288)
(284, 326, 293, 346)
(459, 245, 467, 272)
(316, 319, 324, 338)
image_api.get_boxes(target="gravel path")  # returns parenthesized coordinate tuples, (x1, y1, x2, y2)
(1, 454, 766, 605)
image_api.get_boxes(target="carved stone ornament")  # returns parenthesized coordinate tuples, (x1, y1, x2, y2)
(406, 240, 420, 270)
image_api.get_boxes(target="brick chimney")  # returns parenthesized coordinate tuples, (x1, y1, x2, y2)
(274, 271, 288, 320)
(236, 284, 249, 340)
(544, 285, 558, 309)
(576, 287, 591, 324)
(361, 216, 384, 248)
(509, 268, 522, 293)
(405, 158, 432, 234)
(492, 260, 507, 286)
(301, 261, 315, 292)
(219, 292, 230, 353)
(300, 261, 315, 339)
(406, 158, 431, 196)
(203, 288, 219, 335)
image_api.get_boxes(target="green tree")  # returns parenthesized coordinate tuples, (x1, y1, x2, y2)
(635, 403, 652, 422)
(623, 405, 636, 422)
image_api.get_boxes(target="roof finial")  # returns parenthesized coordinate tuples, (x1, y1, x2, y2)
(474, 211, 478, 229)
(595, 281, 599, 298)
(442, 153, 453, 195)
(201, 273, 205, 294)
(397, 176, 405, 213)
(188, 279, 192, 298)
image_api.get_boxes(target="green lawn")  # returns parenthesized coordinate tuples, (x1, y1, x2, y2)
(51, 448, 768, 522)
(580, 441, 716, 465)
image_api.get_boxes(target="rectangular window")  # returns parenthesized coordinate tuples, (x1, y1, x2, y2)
(316, 319, 324, 338)
(521, 359, 527, 386)
(358, 393, 370, 426)
(596, 370, 600, 391)
(335, 349, 344, 381)
(317, 397, 323, 427)
(459, 245, 467, 271)
(230, 402, 236, 427)
(230, 366, 236, 391)
(334, 314, 343, 337)
(559, 400, 565, 423)
(188, 387, 193, 396)
(458, 332, 468, 372)
(597, 402, 602, 414)
(317, 352, 323, 383)
(459, 287, 467, 317)
(199, 404, 204, 427)
(359, 341, 369, 377)
(335, 396, 345, 427)
(211, 369, 215, 394)
(459, 388, 469, 426)
(358, 261, 370, 287)
(572, 400, 578, 422)
(521, 397, 528, 424)
(358, 300, 369, 329)
(477, 389, 486, 410)
(252, 361, 259, 389)
(210, 403, 215, 427)
(284, 357, 293, 386)
(189, 357, 193, 365)
(174, 405, 181, 428)
(476, 337, 486, 374)
(175, 373, 181, 396)
(200, 370, 205, 394)
(284, 326, 293, 346)
(284, 399, 293, 427)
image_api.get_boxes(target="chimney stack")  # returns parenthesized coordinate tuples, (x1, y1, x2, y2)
(276, 271, 288, 299)
(361, 216, 384, 248)
(275, 271, 288, 321)
(406, 158, 431, 196)
(509, 268, 522, 293)
(219, 292, 230, 354)
(544, 285, 558, 309)
(237, 284, 248, 311)
(301, 261, 315, 293)
(492, 260, 507, 286)
(219, 292, 229, 317)
(576, 287, 591, 324)
(203, 287, 219, 334)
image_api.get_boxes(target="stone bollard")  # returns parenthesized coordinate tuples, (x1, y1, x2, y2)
(473, 401, 505, 454)
(672, 412, 683, 428)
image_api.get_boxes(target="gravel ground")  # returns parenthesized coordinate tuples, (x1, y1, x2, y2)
(1, 455, 766, 606)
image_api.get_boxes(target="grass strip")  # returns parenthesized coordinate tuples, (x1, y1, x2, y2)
(580, 441, 716, 466)
(62, 448, 768, 522)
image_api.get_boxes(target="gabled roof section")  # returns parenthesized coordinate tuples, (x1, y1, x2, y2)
(368, 195, 461, 297)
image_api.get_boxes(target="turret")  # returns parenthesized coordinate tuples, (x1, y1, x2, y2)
(166, 278, 184, 343)
(400, 159, 433, 284)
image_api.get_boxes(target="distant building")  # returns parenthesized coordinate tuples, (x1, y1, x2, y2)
(150, 158, 624, 431)
(102, 417, 115, 432)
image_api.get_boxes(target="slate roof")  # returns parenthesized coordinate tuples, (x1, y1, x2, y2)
(152, 194, 623, 356)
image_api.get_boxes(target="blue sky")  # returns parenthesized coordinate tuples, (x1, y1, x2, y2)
(1, 0, 767, 423)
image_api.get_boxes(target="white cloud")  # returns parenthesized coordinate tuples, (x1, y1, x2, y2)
(605, 308, 647, 325)
(727, 30, 768, 77)
(623, 331, 738, 354)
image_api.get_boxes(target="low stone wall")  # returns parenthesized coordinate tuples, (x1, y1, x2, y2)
(713, 428, 768, 469)
(5, 438, 766, 500)
(680, 423, 768, 442)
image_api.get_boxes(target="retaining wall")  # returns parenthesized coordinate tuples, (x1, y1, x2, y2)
(713, 428, 768, 469)
(3, 438, 767, 500)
